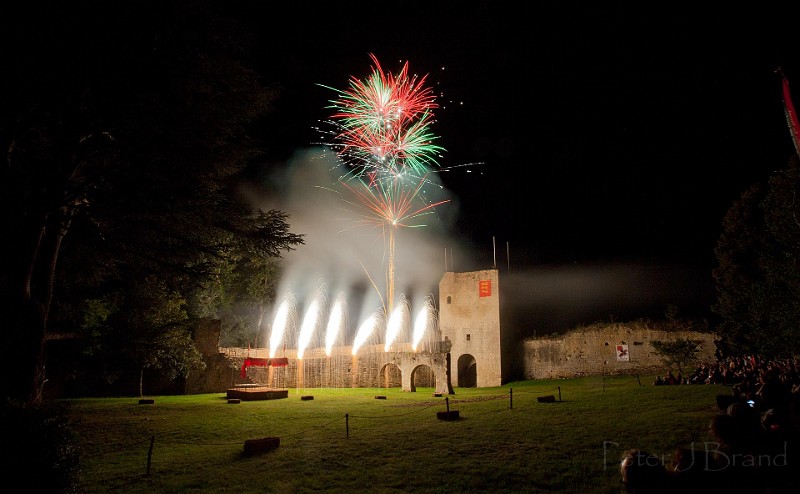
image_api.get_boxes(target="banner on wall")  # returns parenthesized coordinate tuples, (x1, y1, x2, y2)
(616, 344, 629, 362)
(240, 357, 289, 378)
(479, 280, 491, 297)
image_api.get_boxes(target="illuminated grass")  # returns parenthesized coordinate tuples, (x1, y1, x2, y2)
(64, 377, 725, 493)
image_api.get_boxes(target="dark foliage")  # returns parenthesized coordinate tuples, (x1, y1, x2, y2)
(650, 338, 702, 374)
(1, 0, 303, 403)
(0, 401, 80, 493)
(713, 157, 800, 357)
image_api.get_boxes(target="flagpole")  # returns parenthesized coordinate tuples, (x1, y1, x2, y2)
(492, 236, 496, 269)
(507, 241, 510, 274)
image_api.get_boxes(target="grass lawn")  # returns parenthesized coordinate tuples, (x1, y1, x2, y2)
(62, 376, 726, 493)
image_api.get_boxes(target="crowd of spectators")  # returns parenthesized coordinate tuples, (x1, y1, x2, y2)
(621, 355, 800, 493)
(654, 355, 800, 390)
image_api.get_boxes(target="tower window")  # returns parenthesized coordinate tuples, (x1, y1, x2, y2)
(447, 296, 452, 304)
(466, 334, 471, 341)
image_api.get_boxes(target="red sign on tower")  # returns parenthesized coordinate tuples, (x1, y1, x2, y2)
(479, 280, 491, 297)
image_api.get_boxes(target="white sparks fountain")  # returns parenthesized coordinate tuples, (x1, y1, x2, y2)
(252, 286, 443, 391)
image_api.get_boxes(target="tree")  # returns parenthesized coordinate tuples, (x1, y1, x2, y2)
(712, 183, 766, 356)
(650, 338, 702, 375)
(1, 1, 303, 404)
(713, 157, 800, 357)
(113, 276, 203, 397)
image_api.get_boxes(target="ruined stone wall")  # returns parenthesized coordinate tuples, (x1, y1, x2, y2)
(522, 325, 718, 379)
(196, 296, 721, 394)
(184, 353, 244, 394)
(219, 343, 449, 391)
(184, 318, 250, 394)
(192, 317, 222, 355)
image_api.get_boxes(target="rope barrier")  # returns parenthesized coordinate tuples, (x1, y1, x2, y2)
(506, 386, 562, 394)
(602, 377, 642, 388)
(168, 438, 244, 446)
(350, 402, 438, 419)
(282, 416, 344, 438)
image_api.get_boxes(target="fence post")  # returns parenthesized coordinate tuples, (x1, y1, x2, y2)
(445, 397, 450, 413)
(345, 413, 349, 438)
(146, 435, 155, 475)
(558, 386, 561, 402)
(509, 387, 513, 409)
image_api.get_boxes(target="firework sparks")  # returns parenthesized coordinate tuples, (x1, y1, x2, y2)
(412, 299, 434, 351)
(269, 294, 297, 358)
(384, 295, 410, 352)
(320, 53, 444, 181)
(352, 308, 384, 356)
(314, 54, 486, 235)
(325, 293, 347, 356)
(297, 293, 324, 360)
(318, 54, 451, 312)
(335, 174, 449, 229)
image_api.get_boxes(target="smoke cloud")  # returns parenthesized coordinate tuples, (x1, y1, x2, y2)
(242, 147, 471, 340)
(242, 149, 715, 343)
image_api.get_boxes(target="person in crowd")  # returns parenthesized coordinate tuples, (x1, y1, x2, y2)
(636, 355, 800, 493)
(620, 449, 672, 493)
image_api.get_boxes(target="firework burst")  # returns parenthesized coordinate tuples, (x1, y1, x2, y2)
(318, 53, 449, 217)
(319, 53, 445, 182)
(318, 54, 450, 311)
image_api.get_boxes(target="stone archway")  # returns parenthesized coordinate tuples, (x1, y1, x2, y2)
(410, 364, 435, 392)
(457, 354, 477, 388)
(379, 363, 402, 388)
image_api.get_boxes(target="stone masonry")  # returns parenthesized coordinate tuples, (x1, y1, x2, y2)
(186, 271, 717, 394)
(438, 269, 504, 387)
(523, 325, 717, 379)
(219, 341, 452, 394)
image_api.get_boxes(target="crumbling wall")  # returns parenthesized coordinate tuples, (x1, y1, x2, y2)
(185, 318, 248, 394)
(523, 325, 717, 379)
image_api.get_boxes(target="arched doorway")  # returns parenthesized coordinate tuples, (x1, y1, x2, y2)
(410, 364, 435, 392)
(379, 363, 402, 388)
(457, 354, 477, 387)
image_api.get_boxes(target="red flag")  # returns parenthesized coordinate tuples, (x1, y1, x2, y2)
(777, 67, 800, 158)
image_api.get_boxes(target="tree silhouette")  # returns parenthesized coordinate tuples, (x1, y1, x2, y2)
(1, 1, 303, 404)
(713, 157, 800, 357)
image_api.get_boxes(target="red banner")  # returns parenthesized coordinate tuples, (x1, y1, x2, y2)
(240, 357, 289, 378)
(479, 280, 491, 297)
(779, 67, 800, 158)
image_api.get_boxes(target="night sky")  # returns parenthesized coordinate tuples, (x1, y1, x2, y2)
(9, 2, 800, 331)
(238, 2, 798, 268)
(228, 2, 800, 327)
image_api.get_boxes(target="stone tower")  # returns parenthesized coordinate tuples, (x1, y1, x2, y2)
(438, 268, 504, 387)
